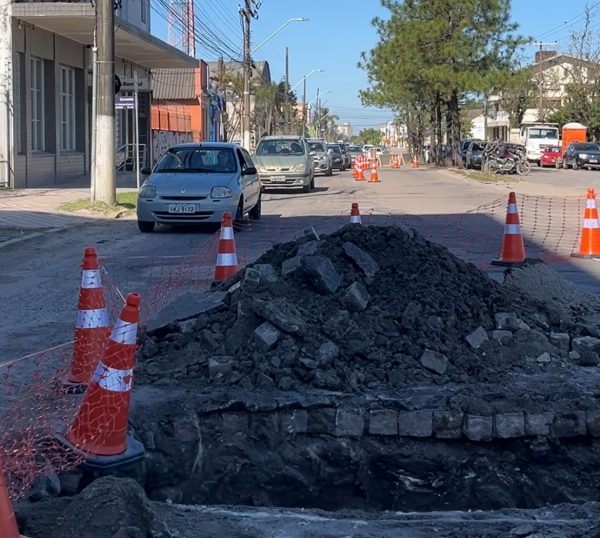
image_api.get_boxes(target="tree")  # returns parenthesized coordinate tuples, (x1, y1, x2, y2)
(360, 0, 527, 165)
(357, 128, 382, 146)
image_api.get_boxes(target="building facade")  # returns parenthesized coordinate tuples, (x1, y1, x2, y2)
(0, 0, 195, 188)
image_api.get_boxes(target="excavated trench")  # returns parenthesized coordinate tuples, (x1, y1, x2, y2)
(126, 224, 600, 514)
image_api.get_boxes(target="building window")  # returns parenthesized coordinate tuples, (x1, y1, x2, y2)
(30, 57, 44, 152)
(141, 0, 147, 23)
(59, 66, 76, 151)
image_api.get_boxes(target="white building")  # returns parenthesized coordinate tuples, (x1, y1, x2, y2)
(337, 122, 352, 138)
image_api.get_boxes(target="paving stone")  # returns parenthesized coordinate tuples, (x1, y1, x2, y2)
(252, 298, 307, 335)
(307, 408, 336, 434)
(553, 411, 587, 438)
(250, 412, 279, 437)
(222, 412, 248, 437)
(242, 267, 261, 290)
(281, 256, 303, 276)
(318, 340, 339, 367)
(342, 242, 380, 278)
(463, 414, 493, 442)
(335, 408, 365, 437)
(494, 412, 525, 438)
(279, 409, 308, 434)
(492, 330, 513, 345)
(420, 349, 449, 375)
(297, 240, 319, 256)
(251, 321, 280, 351)
(369, 409, 398, 436)
(465, 326, 489, 350)
(525, 413, 554, 436)
(586, 410, 600, 437)
(237, 298, 253, 319)
(343, 282, 370, 312)
(432, 410, 462, 438)
(549, 332, 570, 352)
(301, 255, 342, 294)
(495, 312, 520, 331)
(572, 336, 600, 354)
(253, 263, 279, 283)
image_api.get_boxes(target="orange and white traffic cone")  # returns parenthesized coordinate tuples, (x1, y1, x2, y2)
(411, 154, 420, 168)
(350, 203, 362, 224)
(65, 247, 110, 391)
(0, 458, 19, 538)
(369, 161, 380, 183)
(355, 159, 365, 182)
(66, 293, 140, 456)
(214, 212, 239, 282)
(572, 187, 600, 258)
(492, 192, 526, 266)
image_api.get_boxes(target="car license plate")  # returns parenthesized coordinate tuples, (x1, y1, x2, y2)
(270, 176, 287, 182)
(168, 203, 196, 214)
(590, 159, 598, 164)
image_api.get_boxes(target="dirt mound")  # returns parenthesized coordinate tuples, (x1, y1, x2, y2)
(136, 224, 577, 392)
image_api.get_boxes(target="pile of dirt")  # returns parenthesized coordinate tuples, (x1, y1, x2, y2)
(136, 224, 584, 392)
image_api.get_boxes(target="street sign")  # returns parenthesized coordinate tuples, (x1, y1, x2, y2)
(115, 96, 135, 110)
(120, 77, 150, 91)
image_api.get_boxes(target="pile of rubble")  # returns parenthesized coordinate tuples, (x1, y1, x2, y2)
(136, 224, 592, 392)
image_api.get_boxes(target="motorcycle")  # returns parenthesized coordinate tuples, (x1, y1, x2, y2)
(482, 141, 531, 176)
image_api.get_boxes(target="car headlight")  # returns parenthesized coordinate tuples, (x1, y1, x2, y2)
(580, 153, 588, 159)
(290, 163, 306, 172)
(255, 164, 267, 173)
(138, 184, 156, 198)
(211, 186, 233, 199)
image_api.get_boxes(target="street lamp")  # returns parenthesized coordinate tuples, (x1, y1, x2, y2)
(291, 69, 324, 92)
(291, 69, 324, 135)
(253, 17, 309, 54)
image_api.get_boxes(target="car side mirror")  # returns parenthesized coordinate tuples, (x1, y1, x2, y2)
(141, 167, 152, 175)
(309, 151, 316, 156)
(242, 166, 257, 176)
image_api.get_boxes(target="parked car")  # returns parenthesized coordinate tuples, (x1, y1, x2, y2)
(307, 139, 333, 176)
(327, 144, 346, 171)
(136, 142, 261, 233)
(460, 139, 474, 165)
(562, 142, 600, 170)
(337, 143, 352, 169)
(253, 135, 314, 192)
(346, 145, 363, 165)
(465, 140, 486, 169)
(540, 145, 561, 167)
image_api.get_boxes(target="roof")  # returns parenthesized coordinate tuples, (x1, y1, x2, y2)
(532, 53, 600, 71)
(206, 60, 271, 83)
(170, 142, 240, 149)
(259, 135, 305, 140)
(152, 68, 200, 100)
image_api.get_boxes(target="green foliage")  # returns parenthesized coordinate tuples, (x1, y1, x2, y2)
(499, 68, 537, 128)
(357, 128, 383, 146)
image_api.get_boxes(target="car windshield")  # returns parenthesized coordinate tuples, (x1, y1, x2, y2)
(545, 146, 560, 153)
(576, 143, 600, 151)
(307, 142, 326, 152)
(155, 147, 237, 173)
(256, 139, 305, 155)
(529, 128, 559, 139)
(471, 143, 484, 151)
(347, 146, 362, 152)
(327, 145, 341, 154)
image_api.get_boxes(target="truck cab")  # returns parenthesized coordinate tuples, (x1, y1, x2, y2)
(519, 123, 560, 165)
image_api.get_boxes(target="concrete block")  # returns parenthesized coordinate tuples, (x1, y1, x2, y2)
(525, 413, 554, 436)
(342, 242, 380, 278)
(553, 411, 587, 438)
(279, 409, 308, 434)
(586, 410, 600, 437)
(297, 240, 319, 256)
(301, 255, 342, 294)
(463, 414, 493, 442)
(252, 321, 280, 351)
(466, 326, 489, 350)
(369, 410, 398, 436)
(307, 408, 336, 434)
(318, 340, 339, 367)
(395, 409, 433, 437)
(572, 336, 600, 354)
(420, 349, 449, 375)
(432, 410, 462, 438)
(492, 330, 513, 345)
(495, 312, 520, 331)
(254, 263, 280, 283)
(335, 408, 365, 437)
(494, 412, 525, 439)
(242, 267, 261, 290)
(250, 412, 279, 436)
(222, 412, 248, 437)
(282, 256, 303, 276)
(549, 332, 570, 352)
(237, 298, 253, 319)
(343, 282, 370, 312)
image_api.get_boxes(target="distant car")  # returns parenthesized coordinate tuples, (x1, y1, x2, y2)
(465, 140, 486, 170)
(460, 139, 473, 165)
(253, 136, 314, 192)
(327, 144, 346, 171)
(307, 139, 333, 176)
(337, 143, 352, 169)
(136, 142, 261, 233)
(562, 142, 600, 170)
(540, 145, 561, 167)
(346, 145, 363, 166)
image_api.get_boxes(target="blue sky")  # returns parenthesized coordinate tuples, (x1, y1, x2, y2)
(151, 0, 600, 132)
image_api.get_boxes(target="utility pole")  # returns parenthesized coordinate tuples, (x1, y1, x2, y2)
(534, 41, 558, 123)
(241, 0, 259, 150)
(284, 46, 289, 135)
(315, 87, 320, 138)
(94, 0, 116, 204)
(302, 76, 306, 137)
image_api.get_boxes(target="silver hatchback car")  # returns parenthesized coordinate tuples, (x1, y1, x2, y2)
(136, 143, 262, 232)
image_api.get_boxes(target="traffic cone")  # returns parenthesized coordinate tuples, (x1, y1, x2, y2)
(355, 161, 365, 182)
(350, 203, 362, 224)
(411, 154, 420, 168)
(65, 247, 111, 391)
(0, 458, 19, 538)
(492, 192, 526, 266)
(369, 161, 380, 183)
(214, 212, 239, 282)
(66, 293, 140, 456)
(572, 187, 600, 258)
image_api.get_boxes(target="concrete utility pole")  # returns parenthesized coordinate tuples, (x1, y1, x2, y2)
(94, 0, 116, 204)
(241, 0, 258, 150)
(302, 77, 307, 136)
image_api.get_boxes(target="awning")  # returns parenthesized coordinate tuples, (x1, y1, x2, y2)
(11, 2, 197, 69)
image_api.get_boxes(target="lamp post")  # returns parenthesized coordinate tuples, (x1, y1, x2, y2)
(291, 69, 324, 136)
(242, 17, 308, 149)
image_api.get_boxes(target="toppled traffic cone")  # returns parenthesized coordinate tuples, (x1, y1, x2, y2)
(492, 192, 526, 266)
(214, 212, 239, 282)
(66, 293, 141, 458)
(369, 161, 380, 183)
(350, 203, 362, 224)
(65, 247, 110, 392)
(0, 458, 19, 538)
(572, 187, 600, 258)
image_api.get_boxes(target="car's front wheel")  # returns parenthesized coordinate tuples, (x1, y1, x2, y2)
(327, 166, 333, 176)
(138, 220, 155, 233)
(249, 192, 261, 220)
(235, 199, 244, 222)
(573, 159, 579, 170)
